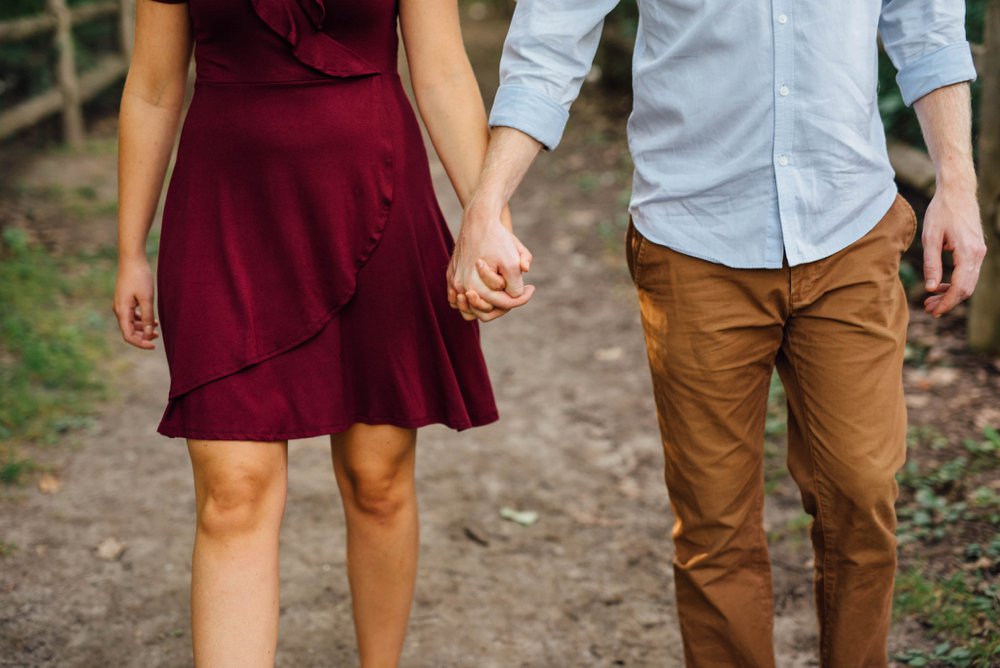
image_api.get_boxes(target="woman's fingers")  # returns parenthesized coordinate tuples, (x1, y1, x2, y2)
(114, 294, 157, 349)
(465, 290, 495, 312)
(472, 284, 535, 310)
(455, 293, 477, 321)
(138, 294, 156, 339)
(132, 316, 160, 340)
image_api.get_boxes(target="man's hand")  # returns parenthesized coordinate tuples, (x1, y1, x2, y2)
(447, 201, 534, 322)
(922, 183, 986, 318)
(912, 82, 985, 318)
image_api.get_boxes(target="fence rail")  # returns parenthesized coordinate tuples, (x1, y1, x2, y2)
(0, 0, 133, 147)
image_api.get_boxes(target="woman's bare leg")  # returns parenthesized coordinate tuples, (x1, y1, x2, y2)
(188, 439, 288, 668)
(330, 425, 418, 668)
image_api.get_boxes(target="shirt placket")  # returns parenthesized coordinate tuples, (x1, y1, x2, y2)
(771, 2, 797, 266)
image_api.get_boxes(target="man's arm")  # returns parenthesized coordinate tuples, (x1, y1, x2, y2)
(879, 0, 983, 316)
(448, 0, 620, 320)
(448, 128, 543, 321)
(913, 83, 986, 317)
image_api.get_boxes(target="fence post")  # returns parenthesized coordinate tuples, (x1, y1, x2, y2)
(118, 0, 134, 57)
(969, 0, 1000, 354)
(47, 0, 85, 148)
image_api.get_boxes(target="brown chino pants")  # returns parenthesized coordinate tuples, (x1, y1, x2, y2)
(626, 194, 917, 667)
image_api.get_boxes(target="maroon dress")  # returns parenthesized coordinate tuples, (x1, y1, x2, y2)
(150, 0, 498, 439)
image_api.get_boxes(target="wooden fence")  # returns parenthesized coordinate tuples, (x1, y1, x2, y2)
(0, 0, 134, 148)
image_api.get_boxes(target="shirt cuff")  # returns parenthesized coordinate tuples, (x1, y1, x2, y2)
(896, 41, 978, 107)
(489, 84, 571, 151)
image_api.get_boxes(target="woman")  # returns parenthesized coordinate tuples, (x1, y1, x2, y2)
(114, 0, 530, 664)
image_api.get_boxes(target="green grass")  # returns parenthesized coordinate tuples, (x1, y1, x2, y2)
(13, 183, 118, 220)
(0, 226, 117, 482)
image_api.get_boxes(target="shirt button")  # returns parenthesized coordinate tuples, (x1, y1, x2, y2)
(777, 155, 789, 166)
(779, 85, 790, 96)
(777, 14, 788, 24)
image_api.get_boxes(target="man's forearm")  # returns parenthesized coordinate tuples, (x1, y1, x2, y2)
(913, 82, 977, 191)
(465, 127, 544, 223)
(910, 80, 985, 313)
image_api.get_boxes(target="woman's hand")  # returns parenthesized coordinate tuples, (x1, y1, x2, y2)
(114, 257, 159, 349)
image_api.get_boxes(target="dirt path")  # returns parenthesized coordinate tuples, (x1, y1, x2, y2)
(1, 16, 843, 668)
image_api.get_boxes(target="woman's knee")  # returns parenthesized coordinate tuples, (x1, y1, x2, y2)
(196, 462, 286, 538)
(341, 453, 415, 522)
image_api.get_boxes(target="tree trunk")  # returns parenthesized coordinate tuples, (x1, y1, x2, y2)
(969, 0, 1000, 354)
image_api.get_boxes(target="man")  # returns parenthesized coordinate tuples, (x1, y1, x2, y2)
(447, 1, 986, 665)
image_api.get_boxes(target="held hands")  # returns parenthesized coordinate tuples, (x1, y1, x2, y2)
(921, 183, 987, 317)
(447, 202, 534, 322)
(113, 257, 160, 349)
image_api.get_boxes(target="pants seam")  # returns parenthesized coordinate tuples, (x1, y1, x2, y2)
(782, 333, 836, 665)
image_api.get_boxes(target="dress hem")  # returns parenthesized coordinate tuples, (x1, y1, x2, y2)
(156, 410, 500, 441)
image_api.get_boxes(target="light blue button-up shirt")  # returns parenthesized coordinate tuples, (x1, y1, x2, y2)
(489, 1, 977, 268)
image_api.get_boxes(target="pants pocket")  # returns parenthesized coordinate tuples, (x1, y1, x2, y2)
(897, 193, 918, 251)
(625, 216, 646, 285)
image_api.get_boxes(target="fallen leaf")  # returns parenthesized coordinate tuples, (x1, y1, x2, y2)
(617, 477, 641, 500)
(594, 346, 624, 362)
(499, 507, 539, 527)
(37, 474, 61, 494)
(96, 537, 126, 561)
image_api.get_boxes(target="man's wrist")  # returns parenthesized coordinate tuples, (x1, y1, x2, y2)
(935, 163, 978, 194)
(464, 191, 506, 225)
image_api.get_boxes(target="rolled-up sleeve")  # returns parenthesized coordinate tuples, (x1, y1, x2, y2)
(489, 0, 620, 149)
(879, 0, 977, 106)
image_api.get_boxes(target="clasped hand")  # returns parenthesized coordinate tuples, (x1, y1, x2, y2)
(447, 204, 534, 322)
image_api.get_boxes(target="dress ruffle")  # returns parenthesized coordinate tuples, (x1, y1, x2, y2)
(249, 0, 379, 77)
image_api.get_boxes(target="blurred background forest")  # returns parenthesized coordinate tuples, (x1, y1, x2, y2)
(0, 1, 998, 666)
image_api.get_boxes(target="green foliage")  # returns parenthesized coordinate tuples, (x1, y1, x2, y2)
(0, 226, 115, 482)
(894, 568, 1000, 666)
(0, 1, 45, 21)
(896, 427, 1000, 543)
(0, 455, 38, 484)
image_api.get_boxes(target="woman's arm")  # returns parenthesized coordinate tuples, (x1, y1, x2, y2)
(399, 0, 531, 320)
(399, 0, 493, 208)
(114, 0, 193, 349)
